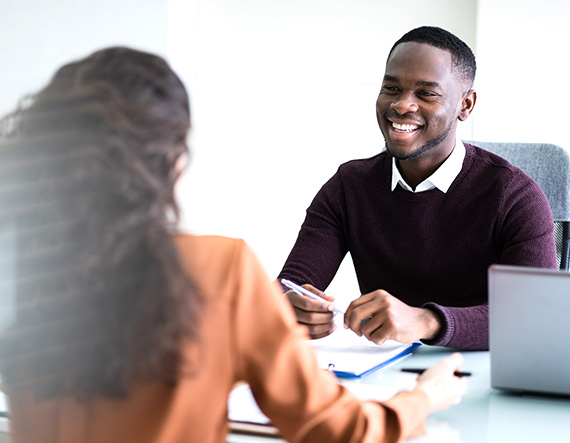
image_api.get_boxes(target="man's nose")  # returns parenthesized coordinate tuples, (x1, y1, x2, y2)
(390, 92, 419, 114)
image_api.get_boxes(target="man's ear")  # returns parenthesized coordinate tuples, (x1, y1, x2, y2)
(458, 89, 477, 121)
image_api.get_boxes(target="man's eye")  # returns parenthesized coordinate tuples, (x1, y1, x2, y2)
(382, 86, 398, 92)
(419, 91, 437, 97)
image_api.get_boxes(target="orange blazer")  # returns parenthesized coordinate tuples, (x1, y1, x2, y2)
(5, 235, 429, 442)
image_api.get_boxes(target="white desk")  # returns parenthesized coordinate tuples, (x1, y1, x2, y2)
(2, 348, 569, 442)
(228, 346, 570, 443)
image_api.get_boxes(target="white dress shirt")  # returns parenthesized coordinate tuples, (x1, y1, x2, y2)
(390, 136, 466, 193)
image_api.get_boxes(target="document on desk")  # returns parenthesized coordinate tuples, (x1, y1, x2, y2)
(308, 320, 421, 378)
(0, 393, 6, 417)
(228, 384, 279, 436)
(228, 318, 419, 435)
(228, 381, 399, 436)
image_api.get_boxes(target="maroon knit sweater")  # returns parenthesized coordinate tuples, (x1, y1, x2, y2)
(278, 143, 557, 350)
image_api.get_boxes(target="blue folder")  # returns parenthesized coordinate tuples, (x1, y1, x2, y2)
(331, 342, 421, 378)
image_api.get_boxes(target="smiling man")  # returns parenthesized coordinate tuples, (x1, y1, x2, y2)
(277, 26, 557, 351)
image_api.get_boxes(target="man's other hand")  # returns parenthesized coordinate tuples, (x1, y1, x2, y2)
(343, 289, 441, 345)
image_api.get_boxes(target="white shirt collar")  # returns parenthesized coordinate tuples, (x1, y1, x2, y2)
(390, 136, 466, 193)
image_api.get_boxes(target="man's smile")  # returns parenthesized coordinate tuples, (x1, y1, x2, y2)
(391, 121, 421, 133)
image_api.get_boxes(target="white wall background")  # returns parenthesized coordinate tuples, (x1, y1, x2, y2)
(473, 0, 570, 146)
(0, 0, 568, 301)
(0, 0, 169, 116)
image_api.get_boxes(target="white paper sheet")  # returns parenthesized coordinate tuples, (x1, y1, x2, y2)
(228, 381, 398, 427)
(308, 317, 419, 376)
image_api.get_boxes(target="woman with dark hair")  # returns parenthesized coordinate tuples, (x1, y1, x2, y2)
(0, 47, 466, 442)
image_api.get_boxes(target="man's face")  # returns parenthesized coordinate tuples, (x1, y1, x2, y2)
(376, 42, 469, 161)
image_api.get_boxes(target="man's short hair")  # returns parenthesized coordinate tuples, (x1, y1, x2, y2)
(388, 26, 476, 87)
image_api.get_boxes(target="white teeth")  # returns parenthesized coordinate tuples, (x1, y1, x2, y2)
(392, 122, 419, 132)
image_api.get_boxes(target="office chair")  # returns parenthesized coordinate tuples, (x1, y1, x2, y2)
(466, 141, 570, 271)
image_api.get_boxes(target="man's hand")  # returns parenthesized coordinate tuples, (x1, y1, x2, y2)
(343, 289, 440, 345)
(285, 284, 336, 339)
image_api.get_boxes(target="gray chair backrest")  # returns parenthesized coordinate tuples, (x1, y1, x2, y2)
(465, 141, 570, 270)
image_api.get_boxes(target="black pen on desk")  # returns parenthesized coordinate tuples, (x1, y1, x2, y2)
(281, 279, 344, 314)
(400, 368, 472, 377)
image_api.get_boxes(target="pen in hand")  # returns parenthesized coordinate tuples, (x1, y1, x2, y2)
(401, 368, 472, 377)
(281, 279, 344, 314)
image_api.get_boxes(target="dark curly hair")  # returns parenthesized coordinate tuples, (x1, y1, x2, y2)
(388, 26, 476, 87)
(0, 47, 201, 399)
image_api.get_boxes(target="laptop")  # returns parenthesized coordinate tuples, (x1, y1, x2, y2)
(489, 264, 570, 396)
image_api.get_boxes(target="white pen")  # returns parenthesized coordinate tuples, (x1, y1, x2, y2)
(281, 278, 344, 314)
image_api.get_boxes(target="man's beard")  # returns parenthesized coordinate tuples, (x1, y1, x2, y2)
(385, 120, 454, 161)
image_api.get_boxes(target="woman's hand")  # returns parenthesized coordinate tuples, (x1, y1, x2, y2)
(413, 353, 468, 411)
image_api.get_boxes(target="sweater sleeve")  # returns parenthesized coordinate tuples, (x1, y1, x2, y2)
(421, 169, 557, 351)
(496, 170, 557, 269)
(232, 240, 430, 442)
(278, 170, 348, 292)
